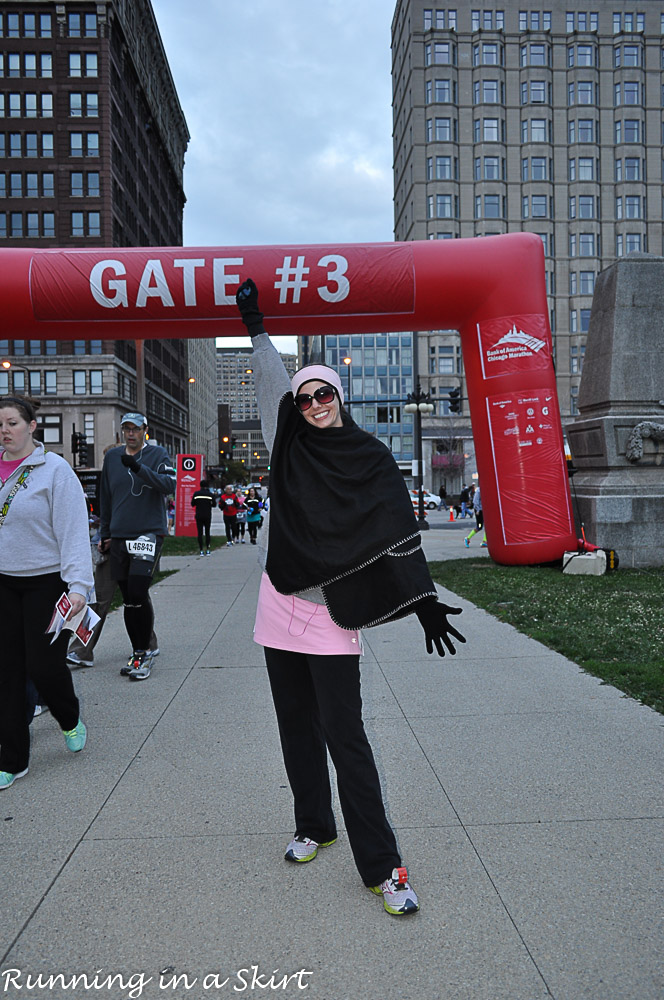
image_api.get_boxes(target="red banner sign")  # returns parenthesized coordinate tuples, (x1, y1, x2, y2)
(175, 454, 204, 537)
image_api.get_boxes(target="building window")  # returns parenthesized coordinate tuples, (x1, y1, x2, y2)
(531, 194, 548, 218)
(71, 211, 85, 237)
(73, 370, 86, 394)
(626, 195, 641, 219)
(40, 54, 52, 78)
(37, 413, 62, 444)
(570, 345, 586, 374)
(90, 370, 103, 394)
(579, 234, 595, 257)
(44, 370, 57, 394)
(626, 233, 642, 253)
(42, 212, 54, 237)
(579, 271, 595, 294)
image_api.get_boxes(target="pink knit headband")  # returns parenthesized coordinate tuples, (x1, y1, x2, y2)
(291, 365, 345, 404)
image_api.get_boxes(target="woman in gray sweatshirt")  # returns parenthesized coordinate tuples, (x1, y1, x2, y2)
(0, 396, 94, 790)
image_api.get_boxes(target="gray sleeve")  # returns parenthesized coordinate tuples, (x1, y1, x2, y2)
(251, 333, 292, 453)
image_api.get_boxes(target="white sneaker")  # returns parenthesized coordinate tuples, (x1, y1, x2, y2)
(284, 834, 337, 863)
(369, 867, 419, 915)
(66, 651, 94, 668)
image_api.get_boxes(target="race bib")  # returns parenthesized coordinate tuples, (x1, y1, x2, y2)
(126, 535, 156, 558)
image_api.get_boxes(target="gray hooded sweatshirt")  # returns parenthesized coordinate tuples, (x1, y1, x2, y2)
(0, 443, 94, 599)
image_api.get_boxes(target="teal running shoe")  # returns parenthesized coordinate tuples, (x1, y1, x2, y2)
(62, 720, 87, 752)
(0, 768, 28, 790)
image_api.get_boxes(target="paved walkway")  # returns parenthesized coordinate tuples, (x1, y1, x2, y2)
(2, 512, 662, 1000)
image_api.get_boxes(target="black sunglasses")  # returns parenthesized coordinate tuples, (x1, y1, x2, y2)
(294, 384, 337, 412)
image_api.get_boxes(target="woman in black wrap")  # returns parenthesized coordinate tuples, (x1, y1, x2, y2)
(236, 279, 466, 916)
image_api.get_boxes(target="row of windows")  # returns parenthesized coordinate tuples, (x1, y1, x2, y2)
(426, 40, 654, 69)
(0, 369, 104, 395)
(0, 12, 97, 38)
(426, 78, 655, 109)
(425, 117, 654, 146)
(0, 209, 101, 238)
(0, 171, 100, 198)
(424, 10, 652, 35)
(0, 52, 98, 78)
(0, 92, 99, 118)
(423, 9, 457, 31)
(0, 131, 99, 157)
(0, 340, 103, 355)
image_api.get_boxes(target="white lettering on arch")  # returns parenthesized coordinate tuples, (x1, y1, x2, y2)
(89, 259, 128, 308)
(136, 259, 175, 308)
(173, 258, 205, 306)
(213, 257, 244, 305)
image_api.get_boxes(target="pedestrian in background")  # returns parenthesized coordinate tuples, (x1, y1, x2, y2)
(0, 396, 92, 790)
(98, 412, 174, 681)
(236, 278, 466, 917)
(219, 485, 240, 546)
(191, 479, 215, 555)
(464, 484, 487, 548)
(244, 487, 263, 544)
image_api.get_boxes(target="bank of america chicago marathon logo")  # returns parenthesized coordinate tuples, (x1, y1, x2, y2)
(485, 323, 546, 364)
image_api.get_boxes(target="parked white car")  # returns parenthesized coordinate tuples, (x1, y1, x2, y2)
(409, 489, 442, 510)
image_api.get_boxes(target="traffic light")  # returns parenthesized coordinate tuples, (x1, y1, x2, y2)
(71, 431, 89, 467)
(77, 433, 89, 467)
(448, 387, 461, 414)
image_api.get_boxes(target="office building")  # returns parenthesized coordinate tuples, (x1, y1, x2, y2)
(0, 0, 216, 463)
(215, 344, 297, 475)
(391, 0, 662, 491)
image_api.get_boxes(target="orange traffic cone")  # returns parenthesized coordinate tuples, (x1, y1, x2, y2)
(449, 507, 455, 521)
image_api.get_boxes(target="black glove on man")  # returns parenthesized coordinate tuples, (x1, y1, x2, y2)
(121, 453, 140, 472)
(415, 599, 466, 657)
(236, 277, 265, 337)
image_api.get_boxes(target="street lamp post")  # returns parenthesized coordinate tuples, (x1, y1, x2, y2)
(1, 359, 31, 395)
(342, 356, 351, 404)
(404, 381, 434, 531)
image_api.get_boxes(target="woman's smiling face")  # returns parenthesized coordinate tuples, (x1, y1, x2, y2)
(299, 381, 343, 429)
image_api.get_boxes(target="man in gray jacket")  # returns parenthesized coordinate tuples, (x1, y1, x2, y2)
(98, 412, 175, 680)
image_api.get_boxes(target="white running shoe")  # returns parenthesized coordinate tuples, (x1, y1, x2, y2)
(369, 867, 419, 915)
(284, 834, 337, 863)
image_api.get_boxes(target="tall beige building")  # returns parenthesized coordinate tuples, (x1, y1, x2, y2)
(391, 1, 662, 426)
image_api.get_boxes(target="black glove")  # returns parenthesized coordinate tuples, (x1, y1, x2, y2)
(121, 453, 140, 472)
(415, 600, 466, 657)
(236, 278, 265, 336)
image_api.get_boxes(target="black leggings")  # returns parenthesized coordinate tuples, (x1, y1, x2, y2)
(110, 538, 161, 652)
(0, 572, 80, 774)
(196, 517, 211, 550)
(264, 647, 401, 886)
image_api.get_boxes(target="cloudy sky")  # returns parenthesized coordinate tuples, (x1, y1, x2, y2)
(151, 0, 396, 350)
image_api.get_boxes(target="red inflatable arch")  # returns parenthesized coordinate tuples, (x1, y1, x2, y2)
(0, 232, 576, 565)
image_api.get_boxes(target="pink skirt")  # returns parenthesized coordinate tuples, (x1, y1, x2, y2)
(253, 573, 363, 655)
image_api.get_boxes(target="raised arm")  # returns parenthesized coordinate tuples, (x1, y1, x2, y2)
(236, 278, 291, 453)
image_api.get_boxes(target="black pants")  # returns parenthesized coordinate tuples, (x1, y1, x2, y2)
(264, 647, 401, 886)
(0, 572, 80, 774)
(247, 520, 259, 542)
(196, 517, 211, 550)
(223, 515, 236, 543)
(110, 538, 162, 652)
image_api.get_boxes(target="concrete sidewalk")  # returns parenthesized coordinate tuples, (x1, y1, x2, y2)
(2, 520, 662, 1000)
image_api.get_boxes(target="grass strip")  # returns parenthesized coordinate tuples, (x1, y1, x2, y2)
(429, 558, 664, 714)
(162, 535, 227, 556)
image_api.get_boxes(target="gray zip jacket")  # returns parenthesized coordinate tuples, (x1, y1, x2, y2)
(100, 443, 175, 539)
(252, 332, 325, 605)
(0, 443, 94, 598)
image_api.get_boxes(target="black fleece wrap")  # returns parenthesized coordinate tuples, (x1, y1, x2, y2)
(265, 394, 438, 629)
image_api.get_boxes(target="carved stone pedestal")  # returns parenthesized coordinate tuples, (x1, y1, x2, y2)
(566, 253, 664, 568)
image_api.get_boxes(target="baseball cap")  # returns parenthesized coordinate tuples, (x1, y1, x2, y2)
(121, 411, 147, 427)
